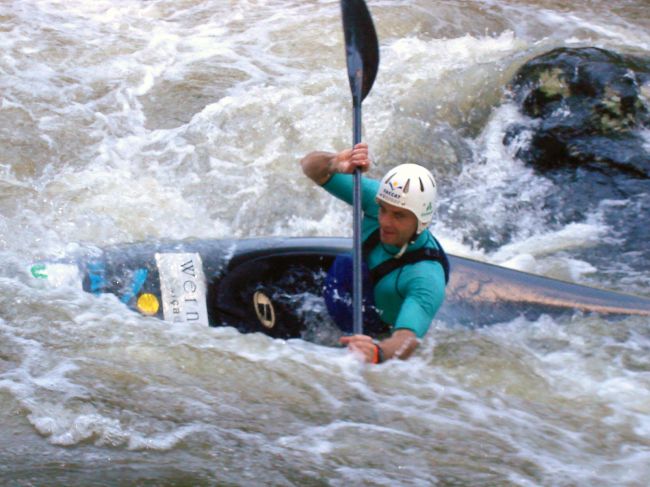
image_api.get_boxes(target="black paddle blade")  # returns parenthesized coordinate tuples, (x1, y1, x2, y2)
(341, 0, 379, 106)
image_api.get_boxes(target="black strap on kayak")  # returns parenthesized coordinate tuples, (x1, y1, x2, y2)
(362, 229, 450, 285)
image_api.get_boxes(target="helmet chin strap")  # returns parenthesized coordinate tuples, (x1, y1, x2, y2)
(394, 242, 408, 259)
(394, 230, 419, 259)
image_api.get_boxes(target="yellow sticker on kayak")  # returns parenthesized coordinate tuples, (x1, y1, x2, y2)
(137, 293, 160, 315)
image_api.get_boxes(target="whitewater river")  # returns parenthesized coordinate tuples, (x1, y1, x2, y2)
(1, 0, 649, 485)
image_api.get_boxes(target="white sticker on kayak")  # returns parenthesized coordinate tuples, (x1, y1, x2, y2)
(29, 263, 82, 289)
(155, 253, 209, 326)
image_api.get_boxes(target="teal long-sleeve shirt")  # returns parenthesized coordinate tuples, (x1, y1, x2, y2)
(322, 173, 446, 338)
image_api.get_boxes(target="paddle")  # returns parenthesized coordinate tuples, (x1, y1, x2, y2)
(340, 0, 379, 335)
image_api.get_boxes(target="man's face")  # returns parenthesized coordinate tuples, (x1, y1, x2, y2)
(377, 200, 418, 247)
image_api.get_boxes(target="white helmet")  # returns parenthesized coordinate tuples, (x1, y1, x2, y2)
(376, 163, 437, 234)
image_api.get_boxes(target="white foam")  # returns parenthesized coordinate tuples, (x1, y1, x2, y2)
(491, 222, 604, 260)
(537, 9, 650, 51)
(383, 31, 523, 84)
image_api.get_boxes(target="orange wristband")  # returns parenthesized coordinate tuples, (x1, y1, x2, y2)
(372, 343, 385, 364)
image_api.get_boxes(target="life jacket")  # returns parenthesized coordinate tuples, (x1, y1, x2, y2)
(361, 229, 450, 285)
(323, 229, 450, 334)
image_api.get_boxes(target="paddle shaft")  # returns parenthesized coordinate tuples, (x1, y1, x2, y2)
(340, 0, 379, 336)
(352, 102, 363, 335)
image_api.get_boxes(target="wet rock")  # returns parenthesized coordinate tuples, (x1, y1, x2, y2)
(505, 47, 650, 178)
(499, 48, 650, 283)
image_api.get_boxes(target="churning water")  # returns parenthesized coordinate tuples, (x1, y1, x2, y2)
(1, 0, 649, 485)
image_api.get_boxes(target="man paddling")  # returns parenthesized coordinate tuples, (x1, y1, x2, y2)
(301, 143, 448, 363)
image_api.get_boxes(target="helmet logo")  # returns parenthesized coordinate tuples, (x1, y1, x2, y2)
(253, 291, 276, 329)
(387, 180, 402, 191)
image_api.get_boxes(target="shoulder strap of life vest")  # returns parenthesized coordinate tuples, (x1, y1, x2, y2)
(362, 229, 450, 285)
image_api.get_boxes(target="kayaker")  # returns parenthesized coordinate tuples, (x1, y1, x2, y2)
(300, 142, 448, 363)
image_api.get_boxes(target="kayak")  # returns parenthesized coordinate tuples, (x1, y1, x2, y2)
(29, 237, 650, 338)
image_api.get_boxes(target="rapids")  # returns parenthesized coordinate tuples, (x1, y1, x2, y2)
(1, 0, 649, 485)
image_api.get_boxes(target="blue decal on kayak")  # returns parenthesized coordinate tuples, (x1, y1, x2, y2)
(120, 268, 148, 304)
(87, 261, 106, 295)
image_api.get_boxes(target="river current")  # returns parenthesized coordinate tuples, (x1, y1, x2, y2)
(1, 1, 649, 485)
